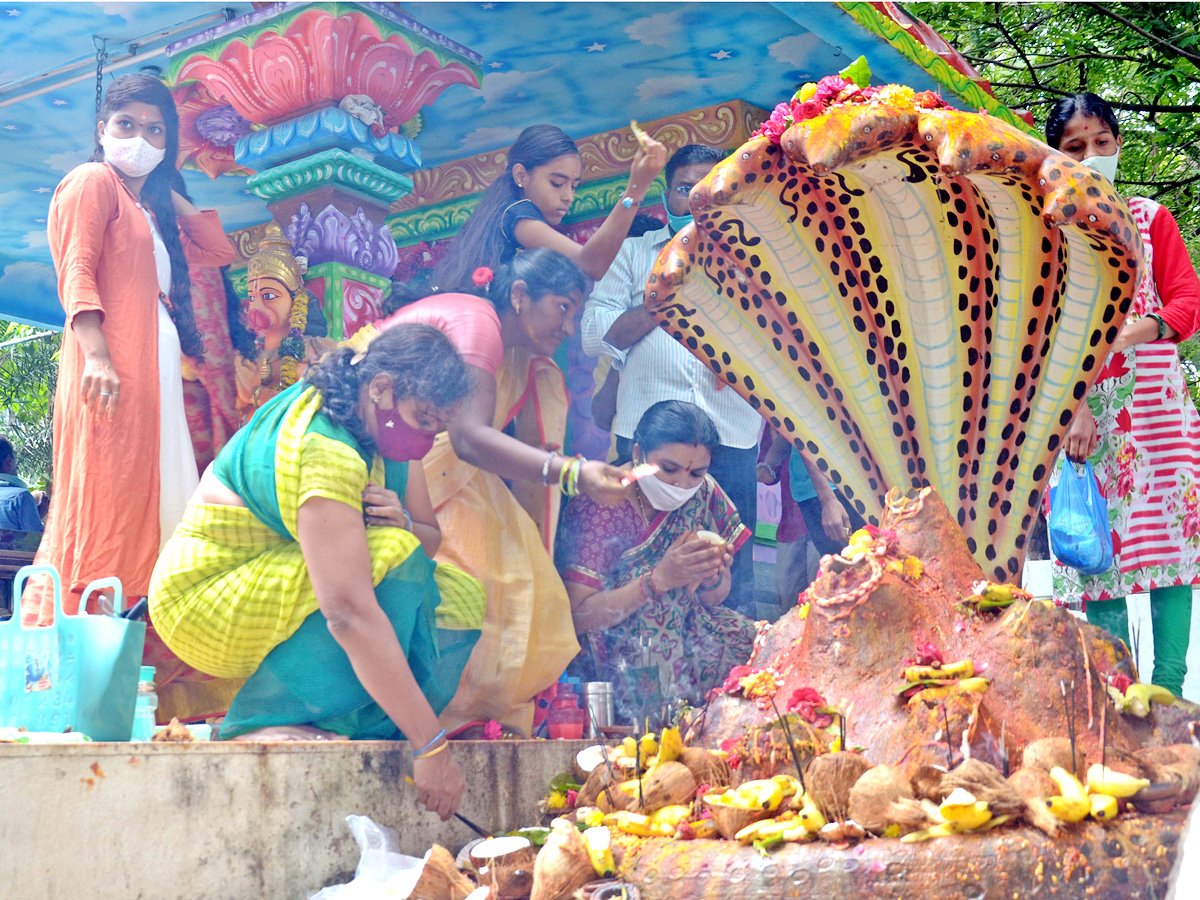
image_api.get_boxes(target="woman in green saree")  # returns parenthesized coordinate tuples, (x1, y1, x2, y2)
(150, 323, 482, 819)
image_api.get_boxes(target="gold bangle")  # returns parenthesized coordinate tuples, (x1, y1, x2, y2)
(415, 739, 449, 760)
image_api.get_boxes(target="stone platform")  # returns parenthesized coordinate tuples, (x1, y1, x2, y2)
(3, 739, 1189, 899)
(0, 738, 587, 900)
(617, 814, 1187, 900)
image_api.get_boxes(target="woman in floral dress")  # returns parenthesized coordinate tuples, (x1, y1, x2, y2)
(557, 400, 756, 721)
(1047, 94, 1200, 696)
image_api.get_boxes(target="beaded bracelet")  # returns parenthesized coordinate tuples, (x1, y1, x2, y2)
(542, 449, 559, 486)
(413, 728, 446, 758)
(415, 740, 449, 761)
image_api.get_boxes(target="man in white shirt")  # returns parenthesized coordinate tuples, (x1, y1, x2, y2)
(581, 145, 763, 616)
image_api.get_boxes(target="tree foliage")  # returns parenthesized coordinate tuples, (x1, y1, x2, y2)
(908, 1, 1200, 409)
(0, 320, 59, 484)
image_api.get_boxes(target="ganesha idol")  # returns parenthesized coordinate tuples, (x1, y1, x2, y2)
(234, 224, 335, 423)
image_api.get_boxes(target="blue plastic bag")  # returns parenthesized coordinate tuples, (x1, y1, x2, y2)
(0, 566, 145, 740)
(1048, 461, 1114, 575)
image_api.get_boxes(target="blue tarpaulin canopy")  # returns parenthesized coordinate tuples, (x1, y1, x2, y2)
(0, 1, 1008, 328)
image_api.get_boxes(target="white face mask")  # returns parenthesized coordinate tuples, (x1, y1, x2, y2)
(100, 131, 166, 178)
(1080, 148, 1119, 183)
(635, 456, 703, 511)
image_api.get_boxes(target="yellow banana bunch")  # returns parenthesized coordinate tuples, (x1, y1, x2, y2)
(1045, 767, 1089, 823)
(707, 779, 787, 812)
(607, 811, 674, 838)
(772, 774, 802, 800)
(583, 826, 616, 876)
(938, 788, 992, 831)
(1085, 764, 1150, 798)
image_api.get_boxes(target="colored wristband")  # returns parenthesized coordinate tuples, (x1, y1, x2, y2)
(415, 740, 449, 761)
(413, 728, 446, 758)
(1149, 313, 1166, 341)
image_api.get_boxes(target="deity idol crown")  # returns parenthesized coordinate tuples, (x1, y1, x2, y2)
(248, 223, 309, 293)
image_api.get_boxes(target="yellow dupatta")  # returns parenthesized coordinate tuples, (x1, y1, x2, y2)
(423, 346, 579, 735)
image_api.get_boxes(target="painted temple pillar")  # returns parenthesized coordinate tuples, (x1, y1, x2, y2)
(165, 1, 482, 339)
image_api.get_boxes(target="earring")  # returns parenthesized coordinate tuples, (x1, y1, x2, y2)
(513, 303, 521, 315)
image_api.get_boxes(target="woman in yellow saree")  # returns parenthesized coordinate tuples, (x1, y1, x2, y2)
(150, 323, 481, 819)
(381, 249, 630, 735)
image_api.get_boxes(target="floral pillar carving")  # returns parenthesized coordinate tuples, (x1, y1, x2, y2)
(167, 1, 482, 337)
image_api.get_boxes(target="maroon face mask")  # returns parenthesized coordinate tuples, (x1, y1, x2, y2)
(375, 402, 438, 461)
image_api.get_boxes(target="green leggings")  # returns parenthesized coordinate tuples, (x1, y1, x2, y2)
(1085, 584, 1193, 697)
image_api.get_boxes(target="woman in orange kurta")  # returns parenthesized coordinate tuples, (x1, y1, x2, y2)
(24, 75, 234, 623)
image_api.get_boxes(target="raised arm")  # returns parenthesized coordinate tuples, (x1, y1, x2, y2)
(173, 191, 236, 267)
(297, 496, 462, 819)
(512, 137, 667, 280)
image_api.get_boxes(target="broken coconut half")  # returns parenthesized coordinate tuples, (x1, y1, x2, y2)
(469, 836, 537, 900)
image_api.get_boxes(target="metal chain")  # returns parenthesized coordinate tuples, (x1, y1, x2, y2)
(93, 36, 108, 118)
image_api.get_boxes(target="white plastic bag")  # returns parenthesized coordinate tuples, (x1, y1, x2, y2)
(311, 815, 424, 899)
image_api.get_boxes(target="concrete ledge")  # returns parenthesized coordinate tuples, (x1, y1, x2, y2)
(1, 739, 587, 900)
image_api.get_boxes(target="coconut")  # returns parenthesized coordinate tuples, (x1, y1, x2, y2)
(907, 764, 947, 801)
(409, 844, 476, 900)
(470, 836, 537, 900)
(940, 759, 1025, 817)
(596, 779, 639, 814)
(678, 747, 732, 788)
(702, 796, 772, 840)
(530, 818, 597, 900)
(1020, 737, 1086, 776)
(804, 752, 874, 823)
(1007, 768, 1059, 837)
(574, 745, 608, 782)
(847, 765, 928, 834)
(638, 762, 697, 813)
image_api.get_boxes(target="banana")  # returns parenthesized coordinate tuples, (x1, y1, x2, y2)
(622, 737, 638, 759)
(900, 822, 958, 842)
(772, 774, 802, 799)
(690, 819, 719, 839)
(781, 824, 816, 842)
(612, 811, 673, 838)
(1046, 766, 1090, 822)
(939, 788, 992, 831)
(640, 733, 659, 760)
(648, 805, 692, 829)
(583, 826, 616, 876)
(657, 726, 683, 763)
(1086, 764, 1150, 799)
(904, 659, 975, 683)
(735, 818, 784, 844)
(941, 659, 976, 679)
(734, 779, 786, 812)
(956, 677, 990, 693)
(796, 791, 827, 831)
(1089, 793, 1118, 821)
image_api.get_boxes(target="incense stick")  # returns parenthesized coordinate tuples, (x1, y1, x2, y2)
(940, 703, 953, 769)
(768, 694, 806, 791)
